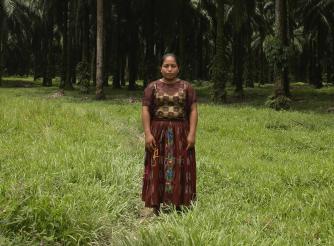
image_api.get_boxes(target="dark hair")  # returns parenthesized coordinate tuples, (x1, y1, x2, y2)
(160, 53, 179, 66)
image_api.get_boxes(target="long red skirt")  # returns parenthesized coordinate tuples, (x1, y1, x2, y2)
(142, 119, 196, 207)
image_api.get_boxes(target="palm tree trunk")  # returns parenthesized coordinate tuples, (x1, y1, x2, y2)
(298, 49, 307, 82)
(329, 43, 333, 84)
(204, 37, 211, 80)
(102, 30, 109, 87)
(245, 32, 254, 88)
(178, 13, 186, 79)
(112, 10, 121, 88)
(32, 28, 42, 81)
(258, 0, 265, 86)
(143, 0, 156, 87)
(90, 46, 96, 85)
(128, 56, 137, 90)
(0, 19, 3, 86)
(65, 1, 73, 89)
(259, 44, 266, 86)
(313, 31, 323, 88)
(82, 2, 89, 63)
(308, 40, 314, 85)
(96, 0, 105, 99)
(120, 56, 126, 86)
(196, 16, 204, 79)
(90, 1, 97, 86)
(60, 3, 66, 88)
(42, 14, 54, 87)
(233, 31, 245, 97)
(128, 13, 139, 90)
(331, 37, 334, 84)
(212, 0, 227, 102)
(274, 0, 289, 97)
(103, 0, 111, 87)
(45, 38, 53, 87)
(70, 0, 79, 86)
(60, 1, 71, 89)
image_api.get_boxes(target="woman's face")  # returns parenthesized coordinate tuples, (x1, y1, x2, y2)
(160, 56, 179, 80)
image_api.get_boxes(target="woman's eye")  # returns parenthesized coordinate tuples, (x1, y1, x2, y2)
(163, 64, 176, 68)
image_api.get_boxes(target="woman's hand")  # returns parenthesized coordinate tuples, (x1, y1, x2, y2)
(186, 133, 196, 150)
(187, 103, 197, 151)
(145, 133, 156, 152)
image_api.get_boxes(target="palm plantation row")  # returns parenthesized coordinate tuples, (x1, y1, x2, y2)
(0, 0, 333, 107)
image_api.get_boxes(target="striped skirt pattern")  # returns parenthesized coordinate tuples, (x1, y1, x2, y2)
(142, 119, 196, 207)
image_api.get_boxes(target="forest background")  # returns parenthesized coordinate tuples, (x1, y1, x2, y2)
(0, 0, 334, 245)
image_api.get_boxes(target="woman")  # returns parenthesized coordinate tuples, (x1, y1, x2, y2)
(141, 53, 198, 214)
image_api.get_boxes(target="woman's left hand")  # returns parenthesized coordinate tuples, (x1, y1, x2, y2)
(186, 134, 196, 150)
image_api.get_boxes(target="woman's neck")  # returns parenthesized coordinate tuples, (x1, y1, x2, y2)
(161, 78, 179, 84)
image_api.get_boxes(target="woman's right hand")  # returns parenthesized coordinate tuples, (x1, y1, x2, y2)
(145, 133, 156, 151)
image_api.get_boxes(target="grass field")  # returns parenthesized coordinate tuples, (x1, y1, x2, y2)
(1, 77, 334, 245)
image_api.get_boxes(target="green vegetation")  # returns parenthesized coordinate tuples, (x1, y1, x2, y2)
(1, 78, 334, 245)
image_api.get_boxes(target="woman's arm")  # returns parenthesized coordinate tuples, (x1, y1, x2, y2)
(186, 103, 198, 150)
(142, 106, 156, 151)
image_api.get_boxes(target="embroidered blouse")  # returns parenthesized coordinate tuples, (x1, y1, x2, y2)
(142, 79, 197, 120)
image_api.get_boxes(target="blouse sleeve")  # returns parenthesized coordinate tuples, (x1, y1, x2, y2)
(142, 82, 155, 107)
(186, 82, 197, 108)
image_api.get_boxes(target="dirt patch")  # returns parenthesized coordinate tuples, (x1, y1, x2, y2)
(327, 107, 334, 113)
(47, 90, 64, 99)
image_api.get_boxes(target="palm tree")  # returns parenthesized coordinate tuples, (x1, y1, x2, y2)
(40, 0, 56, 87)
(65, 0, 73, 89)
(142, 0, 157, 87)
(0, 0, 33, 85)
(28, 0, 66, 87)
(212, 0, 227, 102)
(96, 0, 105, 99)
(126, 0, 140, 90)
(110, 0, 125, 89)
(255, 0, 271, 86)
(296, 0, 334, 88)
(226, 0, 256, 97)
(0, 0, 5, 85)
(274, 0, 289, 97)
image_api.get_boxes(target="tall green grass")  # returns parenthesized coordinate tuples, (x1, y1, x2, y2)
(0, 78, 334, 245)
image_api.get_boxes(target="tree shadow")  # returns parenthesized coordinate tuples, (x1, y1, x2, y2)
(1, 78, 38, 88)
(198, 83, 334, 115)
(2, 78, 333, 114)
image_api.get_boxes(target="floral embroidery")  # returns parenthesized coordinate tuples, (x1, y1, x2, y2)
(165, 127, 175, 193)
(154, 82, 186, 119)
